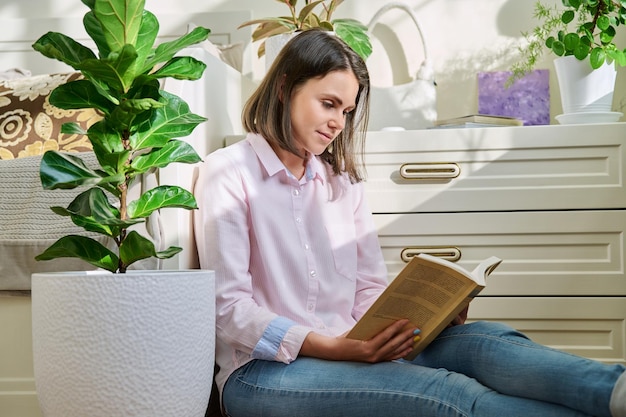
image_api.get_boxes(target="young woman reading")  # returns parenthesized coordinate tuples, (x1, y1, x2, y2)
(194, 29, 626, 417)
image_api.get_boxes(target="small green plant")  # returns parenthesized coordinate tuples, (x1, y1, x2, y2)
(238, 0, 372, 60)
(511, 0, 626, 83)
(32, 0, 210, 273)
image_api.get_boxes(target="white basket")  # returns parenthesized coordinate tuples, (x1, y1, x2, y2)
(367, 2, 437, 131)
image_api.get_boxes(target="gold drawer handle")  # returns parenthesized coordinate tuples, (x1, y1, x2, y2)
(401, 247, 462, 262)
(399, 163, 460, 179)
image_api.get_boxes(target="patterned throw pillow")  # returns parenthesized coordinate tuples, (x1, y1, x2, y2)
(0, 72, 101, 160)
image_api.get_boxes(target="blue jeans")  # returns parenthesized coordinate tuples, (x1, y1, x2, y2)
(222, 321, 625, 417)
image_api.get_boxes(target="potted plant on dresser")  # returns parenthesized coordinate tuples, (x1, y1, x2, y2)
(29, 1, 215, 416)
(238, 0, 372, 69)
(510, 0, 626, 124)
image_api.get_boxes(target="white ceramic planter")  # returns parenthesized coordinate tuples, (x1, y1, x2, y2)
(265, 32, 298, 71)
(553, 55, 617, 114)
(31, 269, 215, 417)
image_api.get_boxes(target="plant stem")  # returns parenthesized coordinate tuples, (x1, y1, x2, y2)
(287, 0, 300, 30)
(117, 129, 131, 273)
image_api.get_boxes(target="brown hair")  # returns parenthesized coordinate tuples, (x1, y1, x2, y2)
(242, 29, 370, 183)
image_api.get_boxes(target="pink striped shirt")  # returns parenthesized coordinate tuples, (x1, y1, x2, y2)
(194, 133, 388, 394)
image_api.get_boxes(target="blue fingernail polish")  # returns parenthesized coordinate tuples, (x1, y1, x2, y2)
(413, 329, 421, 335)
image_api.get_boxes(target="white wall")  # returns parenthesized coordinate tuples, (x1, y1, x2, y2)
(2, 0, 624, 123)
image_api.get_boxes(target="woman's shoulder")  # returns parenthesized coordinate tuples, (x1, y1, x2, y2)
(205, 136, 254, 165)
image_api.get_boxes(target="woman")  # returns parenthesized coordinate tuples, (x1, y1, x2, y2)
(194, 29, 625, 417)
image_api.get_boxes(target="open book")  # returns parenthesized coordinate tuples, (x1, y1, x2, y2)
(346, 253, 502, 360)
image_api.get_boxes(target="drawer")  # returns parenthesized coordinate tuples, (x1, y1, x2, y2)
(0, 294, 41, 417)
(374, 210, 626, 296)
(468, 297, 626, 364)
(364, 124, 626, 213)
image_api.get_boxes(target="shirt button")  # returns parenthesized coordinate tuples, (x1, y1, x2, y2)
(304, 243, 310, 250)
(310, 270, 316, 277)
(307, 304, 314, 311)
(293, 189, 300, 196)
(296, 217, 302, 223)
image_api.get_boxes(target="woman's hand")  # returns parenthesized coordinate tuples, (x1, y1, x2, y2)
(300, 319, 419, 363)
(447, 305, 469, 328)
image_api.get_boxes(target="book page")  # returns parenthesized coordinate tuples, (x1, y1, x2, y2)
(471, 256, 503, 284)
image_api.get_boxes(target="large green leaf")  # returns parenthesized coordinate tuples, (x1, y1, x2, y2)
(155, 246, 184, 259)
(131, 139, 201, 172)
(32, 32, 97, 69)
(58, 189, 147, 229)
(53, 205, 114, 237)
(106, 96, 162, 134)
(123, 76, 161, 122)
(131, 90, 207, 149)
(152, 56, 207, 80)
(109, 44, 142, 87)
(67, 187, 119, 221)
(86, 120, 128, 175)
(238, 17, 295, 30)
(119, 230, 155, 266)
(119, 231, 182, 268)
(142, 26, 210, 72)
(246, 19, 296, 44)
(127, 185, 197, 219)
(40, 151, 102, 190)
(84, 11, 110, 58)
(35, 235, 119, 273)
(78, 44, 139, 93)
(134, 10, 159, 69)
(49, 79, 116, 114)
(333, 18, 372, 60)
(86, 119, 124, 153)
(93, 0, 145, 52)
(54, 204, 143, 234)
(51, 188, 119, 236)
(298, 0, 325, 26)
(301, 13, 319, 30)
(128, 74, 161, 95)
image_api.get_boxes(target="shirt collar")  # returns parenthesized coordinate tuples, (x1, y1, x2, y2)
(247, 133, 326, 184)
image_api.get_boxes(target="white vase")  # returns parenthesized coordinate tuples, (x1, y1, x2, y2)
(553, 55, 617, 114)
(31, 269, 215, 417)
(265, 32, 298, 72)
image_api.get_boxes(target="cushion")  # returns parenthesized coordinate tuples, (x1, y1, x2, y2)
(0, 153, 160, 290)
(0, 72, 101, 160)
(0, 68, 31, 81)
(0, 153, 110, 289)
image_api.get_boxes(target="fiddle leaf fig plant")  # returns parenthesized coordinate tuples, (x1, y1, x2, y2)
(510, 0, 626, 83)
(238, 0, 372, 60)
(32, 0, 210, 273)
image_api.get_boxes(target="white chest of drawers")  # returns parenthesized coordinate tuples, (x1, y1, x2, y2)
(364, 124, 626, 364)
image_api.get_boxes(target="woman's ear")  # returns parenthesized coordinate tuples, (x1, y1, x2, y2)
(278, 74, 286, 102)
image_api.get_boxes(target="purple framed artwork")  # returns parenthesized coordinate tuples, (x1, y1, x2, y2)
(478, 70, 550, 125)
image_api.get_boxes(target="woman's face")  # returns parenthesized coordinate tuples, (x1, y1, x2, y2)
(289, 69, 359, 156)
